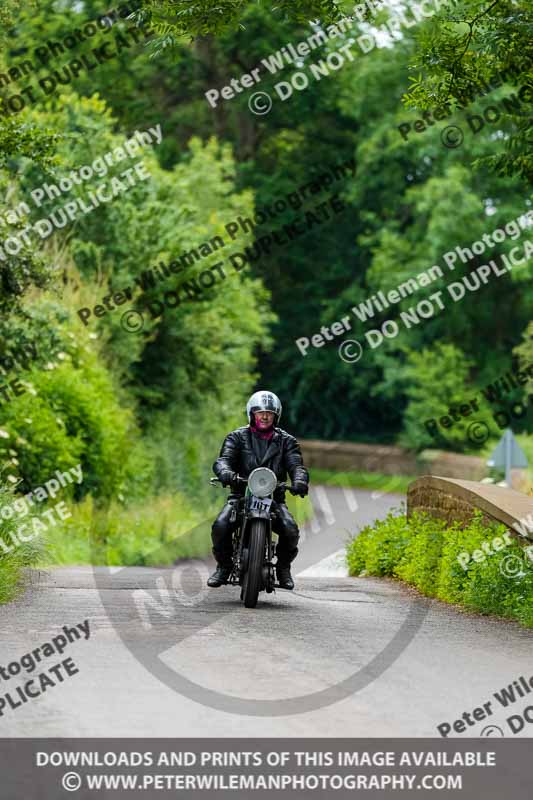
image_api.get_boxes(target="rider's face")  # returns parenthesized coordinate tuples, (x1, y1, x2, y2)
(254, 410, 275, 428)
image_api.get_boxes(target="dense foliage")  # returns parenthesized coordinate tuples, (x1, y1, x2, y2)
(347, 508, 533, 628)
(0, 0, 531, 593)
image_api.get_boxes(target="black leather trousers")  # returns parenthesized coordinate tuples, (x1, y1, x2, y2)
(211, 499, 299, 568)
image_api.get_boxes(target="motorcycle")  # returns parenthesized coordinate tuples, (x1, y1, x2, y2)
(210, 467, 299, 608)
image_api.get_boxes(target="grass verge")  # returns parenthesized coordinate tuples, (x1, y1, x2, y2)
(0, 484, 44, 603)
(0, 483, 313, 602)
(39, 489, 313, 567)
(346, 508, 533, 628)
(310, 468, 414, 494)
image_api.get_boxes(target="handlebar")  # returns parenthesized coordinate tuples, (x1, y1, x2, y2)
(210, 476, 298, 495)
(210, 476, 247, 485)
(278, 482, 298, 495)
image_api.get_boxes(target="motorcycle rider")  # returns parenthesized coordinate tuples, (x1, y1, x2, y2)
(207, 390, 309, 591)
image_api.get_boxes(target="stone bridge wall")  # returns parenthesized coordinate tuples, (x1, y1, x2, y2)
(301, 440, 487, 481)
(406, 476, 533, 542)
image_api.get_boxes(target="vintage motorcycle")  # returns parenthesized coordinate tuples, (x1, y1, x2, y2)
(210, 467, 299, 609)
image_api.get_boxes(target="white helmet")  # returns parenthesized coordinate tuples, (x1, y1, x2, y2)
(246, 390, 282, 425)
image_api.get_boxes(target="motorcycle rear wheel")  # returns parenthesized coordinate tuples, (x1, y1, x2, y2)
(242, 519, 266, 609)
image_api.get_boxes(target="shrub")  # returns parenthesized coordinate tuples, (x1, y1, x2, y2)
(394, 513, 447, 594)
(0, 344, 143, 502)
(346, 506, 411, 577)
(0, 480, 45, 603)
(346, 509, 533, 628)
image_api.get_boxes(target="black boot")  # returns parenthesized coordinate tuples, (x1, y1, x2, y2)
(276, 565, 295, 590)
(207, 563, 232, 587)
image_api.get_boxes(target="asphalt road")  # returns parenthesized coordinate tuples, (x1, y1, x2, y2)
(1, 485, 532, 737)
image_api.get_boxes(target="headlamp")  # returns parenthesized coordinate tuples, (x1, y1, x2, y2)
(248, 467, 277, 498)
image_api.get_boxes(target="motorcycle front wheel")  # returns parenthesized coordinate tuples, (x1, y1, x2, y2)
(242, 519, 266, 609)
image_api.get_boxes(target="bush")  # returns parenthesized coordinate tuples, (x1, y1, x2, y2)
(346, 506, 411, 577)
(0, 480, 45, 603)
(0, 337, 146, 502)
(394, 513, 447, 595)
(346, 509, 533, 628)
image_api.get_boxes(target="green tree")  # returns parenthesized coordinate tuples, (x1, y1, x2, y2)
(134, 0, 342, 47)
(404, 0, 533, 178)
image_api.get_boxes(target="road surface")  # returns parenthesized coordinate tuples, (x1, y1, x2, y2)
(1, 485, 531, 737)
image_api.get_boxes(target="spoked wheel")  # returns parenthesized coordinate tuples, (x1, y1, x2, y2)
(242, 519, 266, 608)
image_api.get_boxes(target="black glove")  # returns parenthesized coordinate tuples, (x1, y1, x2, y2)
(292, 480, 308, 497)
(220, 470, 238, 487)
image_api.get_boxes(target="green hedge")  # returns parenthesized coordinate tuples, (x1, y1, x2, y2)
(346, 508, 533, 628)
(0, 338, 145, 503)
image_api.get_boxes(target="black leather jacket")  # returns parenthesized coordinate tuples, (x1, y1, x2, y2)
(213, 426, 309, 503)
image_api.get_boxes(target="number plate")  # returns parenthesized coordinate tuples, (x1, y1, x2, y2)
(249, 495, 272, 513)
